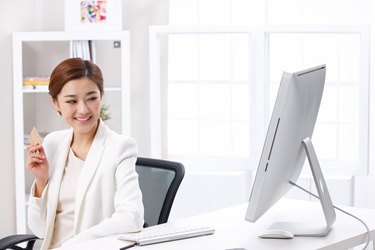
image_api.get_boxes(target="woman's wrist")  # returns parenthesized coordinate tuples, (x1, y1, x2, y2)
(34, 178, 48, 197)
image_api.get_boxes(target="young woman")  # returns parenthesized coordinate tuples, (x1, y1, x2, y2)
(26, 58, 144, 250)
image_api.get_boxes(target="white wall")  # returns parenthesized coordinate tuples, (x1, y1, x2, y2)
(0, 0, 45, 237)
(353, 0, 375, 210)
(124, 0, 169, 156)
(170, 170, 252, 220)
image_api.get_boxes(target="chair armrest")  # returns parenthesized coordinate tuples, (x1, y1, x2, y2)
(0, 234, 40, 250)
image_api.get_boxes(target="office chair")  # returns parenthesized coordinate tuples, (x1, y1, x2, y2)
(135, 157, 185, 227)
(0, 157, 185, 249)
(0, 234, 39, 250)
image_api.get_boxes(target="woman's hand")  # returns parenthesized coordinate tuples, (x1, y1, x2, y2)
(26, 144, 49, 197)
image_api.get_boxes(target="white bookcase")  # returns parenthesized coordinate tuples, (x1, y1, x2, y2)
(12, 31, 131, 234)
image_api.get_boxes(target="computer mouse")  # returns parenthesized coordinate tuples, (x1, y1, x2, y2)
(257, 229, 294, 239)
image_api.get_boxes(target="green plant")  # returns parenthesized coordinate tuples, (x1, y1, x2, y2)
(100, 104, 111, 121)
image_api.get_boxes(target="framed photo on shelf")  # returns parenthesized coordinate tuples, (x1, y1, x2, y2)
(65, 0, 122, 31)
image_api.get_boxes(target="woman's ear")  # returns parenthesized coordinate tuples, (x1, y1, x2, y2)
(52, 97, 61, 115)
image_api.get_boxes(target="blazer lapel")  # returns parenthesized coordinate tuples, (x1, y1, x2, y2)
(74, 121, 107, 230)
(44, 130, 73, 247)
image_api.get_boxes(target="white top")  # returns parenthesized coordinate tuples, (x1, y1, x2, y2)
(50, 148, 84, 249)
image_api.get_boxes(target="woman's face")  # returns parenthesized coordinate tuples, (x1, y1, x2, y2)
(53, 77, 102, 136)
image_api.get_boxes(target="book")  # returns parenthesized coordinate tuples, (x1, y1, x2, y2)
(23, 76, 49, 86)
(23, 77, 49, 91)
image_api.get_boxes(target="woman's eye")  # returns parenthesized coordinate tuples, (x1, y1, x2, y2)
(88, 96, 98, 101)
(66, 100, 77, 104)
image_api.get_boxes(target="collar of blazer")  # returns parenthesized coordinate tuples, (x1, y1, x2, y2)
(74, 120, 107, 230)
(43, 129, 72, 247)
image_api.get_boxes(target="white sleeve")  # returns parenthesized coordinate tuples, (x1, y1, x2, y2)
(27, 181, 49, 238)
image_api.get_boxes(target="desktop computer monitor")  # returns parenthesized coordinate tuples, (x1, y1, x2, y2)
(245, 64, 336, 238)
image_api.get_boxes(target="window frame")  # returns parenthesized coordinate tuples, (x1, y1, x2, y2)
(149, 26, 258, 171)
(260, 25, 370, 176)
(149, 25, 370, 175)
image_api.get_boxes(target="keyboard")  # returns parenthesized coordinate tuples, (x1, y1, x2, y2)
(118, 225, 215, 246)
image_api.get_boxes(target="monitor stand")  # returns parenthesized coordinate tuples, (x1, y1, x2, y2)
(258, 137, 336, 239)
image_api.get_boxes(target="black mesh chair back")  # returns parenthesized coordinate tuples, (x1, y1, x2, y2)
(136, 157, 185, 227)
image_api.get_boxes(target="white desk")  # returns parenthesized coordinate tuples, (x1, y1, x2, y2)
(58, 199, 375, 250)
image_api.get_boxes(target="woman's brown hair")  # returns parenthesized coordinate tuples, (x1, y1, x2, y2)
(48, 58, 104, 100)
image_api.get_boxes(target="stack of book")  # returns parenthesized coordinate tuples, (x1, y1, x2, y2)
(23, 77, 49, 91)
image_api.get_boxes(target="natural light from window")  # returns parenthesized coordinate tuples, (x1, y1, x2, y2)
(161, 0, 369, 174)
(167, 33, 250, 159)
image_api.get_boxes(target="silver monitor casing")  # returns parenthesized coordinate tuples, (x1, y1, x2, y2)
(245, 64, 336, 237)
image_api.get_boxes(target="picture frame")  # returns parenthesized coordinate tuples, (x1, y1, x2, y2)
(64, 0, 122, 31)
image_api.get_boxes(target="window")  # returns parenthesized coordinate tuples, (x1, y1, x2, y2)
(149, 25, 369, 175)
(150, 1, 370, 174)
(265, 26, 369, 175)
(149, 27, 253, 170)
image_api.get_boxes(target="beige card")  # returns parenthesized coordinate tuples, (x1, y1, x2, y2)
(28, 127, 41, 145)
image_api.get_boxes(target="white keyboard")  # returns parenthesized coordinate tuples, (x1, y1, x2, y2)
(119, 225, 215, 246)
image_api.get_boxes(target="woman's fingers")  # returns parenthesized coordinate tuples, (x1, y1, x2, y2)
(26, 144, 49, 183)
(27, 145, 46, 160)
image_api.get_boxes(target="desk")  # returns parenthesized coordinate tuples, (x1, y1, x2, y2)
(58, 199, 375, 250)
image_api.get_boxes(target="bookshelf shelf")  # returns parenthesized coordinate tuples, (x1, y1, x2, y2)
(12, 31, 131, 234)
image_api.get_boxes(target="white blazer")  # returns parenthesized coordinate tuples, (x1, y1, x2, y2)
(28, 120, 144, 250)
